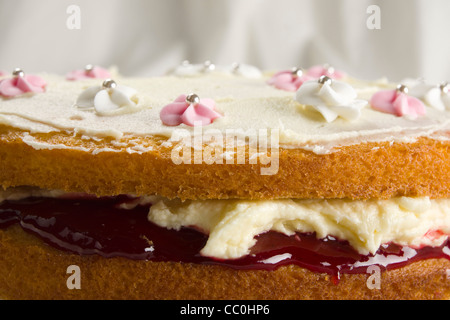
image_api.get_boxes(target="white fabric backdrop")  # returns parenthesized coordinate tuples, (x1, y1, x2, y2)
(0, 0, 449, 82)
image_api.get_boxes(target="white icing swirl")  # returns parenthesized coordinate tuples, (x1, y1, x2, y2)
(167, 61, 262, 78)
(167, 61, 204, 77)
(423, 87, 450, 111)
(76, 83, 139, 116)
(228, 63, 262, 78)
(406, 80, 450, 111)
(295, 79, 368, 122)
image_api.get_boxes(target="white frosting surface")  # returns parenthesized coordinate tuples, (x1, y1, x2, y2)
(0, 73, 449, 153)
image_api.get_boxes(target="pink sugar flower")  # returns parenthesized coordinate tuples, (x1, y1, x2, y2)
(267, 68, 313, 92)
(160, 94, 222, 127)
(370, 85, 426, 118)
(0, 69, 46, 97)
(66, 65, 111, 81)
(306, 64, 345, 79)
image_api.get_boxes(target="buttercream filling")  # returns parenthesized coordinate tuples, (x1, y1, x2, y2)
(1, 187, 449, 261)
(147, 196, 450, 259)
(1, 187, 449, 276)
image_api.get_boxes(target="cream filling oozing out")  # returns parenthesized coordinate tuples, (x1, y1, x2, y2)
(147, 196, 450, 260)
(1, 187, 449, 261)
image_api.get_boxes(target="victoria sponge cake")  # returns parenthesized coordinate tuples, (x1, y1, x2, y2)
(0, 63, 449, 300)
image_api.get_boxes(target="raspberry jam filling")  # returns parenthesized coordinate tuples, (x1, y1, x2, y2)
(0, 195, 449, 276)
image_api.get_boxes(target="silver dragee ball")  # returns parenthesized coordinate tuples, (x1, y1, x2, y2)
(102, 79, 117, 89)
(439, 82, 449, 94)
(12, 68, 24, 77)
(186, 93, 200, 105)
(396, 84, 409, 94)
(203, 60, 215, 72)
(231, 62, 240, 73)
(323, 63, 335, 75)
(318, 75, 333, 86)
(84, 64, 94, 73)
(291, 67, 303, 78)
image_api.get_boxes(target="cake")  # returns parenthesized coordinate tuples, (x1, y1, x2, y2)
(0, 62, 449, 300)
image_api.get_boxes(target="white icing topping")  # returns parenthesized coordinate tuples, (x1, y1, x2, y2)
(405, 79, 450, 111)
(76, 82, 139, 116)
(228, 63, 263, 78)
(0, 73, 449, 154)
(167, 61, 205, 77)
(295, 79, 368, 122)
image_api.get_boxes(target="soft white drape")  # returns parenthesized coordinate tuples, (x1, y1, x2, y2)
(0, 0, 449, 82)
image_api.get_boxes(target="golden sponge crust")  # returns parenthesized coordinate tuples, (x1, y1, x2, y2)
(1, 225, 449, 300)
(0, 125, 449, 200)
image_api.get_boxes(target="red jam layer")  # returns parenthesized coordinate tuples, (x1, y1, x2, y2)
(0, 195, 449, 276)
